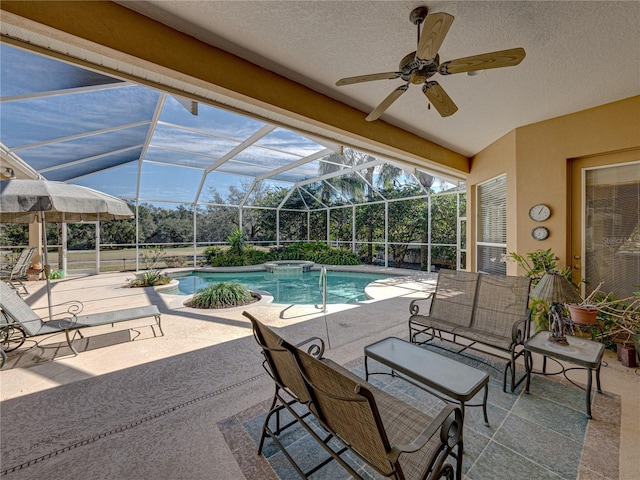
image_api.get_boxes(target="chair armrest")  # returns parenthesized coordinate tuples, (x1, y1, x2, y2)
(409, 292, 434, 316)
(388, 404, 462, 461)
(511, 310, 532, 345)
(33, 300, 84, 322)
(295, 336, 325, 359)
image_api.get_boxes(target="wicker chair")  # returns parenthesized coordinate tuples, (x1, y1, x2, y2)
(246, 311, 463, 480)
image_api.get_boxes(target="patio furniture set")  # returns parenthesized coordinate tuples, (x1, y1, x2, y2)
(250, 269, 608, 479)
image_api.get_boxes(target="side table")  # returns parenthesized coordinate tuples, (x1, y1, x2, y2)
(524, 331, 604, 419)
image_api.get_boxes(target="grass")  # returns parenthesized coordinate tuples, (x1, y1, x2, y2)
(43, 246, 209, 272)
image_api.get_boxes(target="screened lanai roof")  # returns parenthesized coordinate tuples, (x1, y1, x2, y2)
(0, 44, 461, 209)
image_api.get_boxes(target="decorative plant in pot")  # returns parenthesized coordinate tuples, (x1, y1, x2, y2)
(586, 289, 640, 352)
(507, 249, 577, 332)
(566, 287, 601, 325)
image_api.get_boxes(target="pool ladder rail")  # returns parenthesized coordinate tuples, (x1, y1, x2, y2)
(319, 266, 327, 312)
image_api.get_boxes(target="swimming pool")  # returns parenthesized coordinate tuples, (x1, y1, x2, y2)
(173, 270, 396, 305)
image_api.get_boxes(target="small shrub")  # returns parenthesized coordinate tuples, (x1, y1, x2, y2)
(274, 242, 360, 265)
(127, 270, 172, 288)
(187, 282, 256, 309)
(204, 246, 223, 265)
(209, 247, 273, 267)
(141, 246, 166, 270)
(228, 228, 245, 256)
(164, 255, 187, 268)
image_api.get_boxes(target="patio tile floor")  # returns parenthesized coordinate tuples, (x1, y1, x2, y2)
(221, 342, 621, 480)
(1, 270, 638, 479)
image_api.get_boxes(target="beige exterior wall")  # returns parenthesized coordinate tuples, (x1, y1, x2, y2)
(467, 95, 640, 276)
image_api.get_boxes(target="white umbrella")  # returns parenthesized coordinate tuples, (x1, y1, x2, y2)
(0, 179, 134, 317)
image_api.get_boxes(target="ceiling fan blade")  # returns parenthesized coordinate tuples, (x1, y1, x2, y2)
(439, 47, 526, 75)
(366, 84, 409, 121)
(336, 71, 402, 86)
(423, 81, 458, 117)
(416, 12, 454, 60)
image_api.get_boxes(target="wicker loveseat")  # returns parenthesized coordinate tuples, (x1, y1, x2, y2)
(408, 270, 531, 392)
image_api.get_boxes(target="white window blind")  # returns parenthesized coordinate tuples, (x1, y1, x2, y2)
(584, 162, 640, 298)
(477, 175, 507, 274)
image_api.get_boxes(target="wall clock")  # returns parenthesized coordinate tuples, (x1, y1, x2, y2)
(529, 204, 551, 222)
(532, 226, 550, 241)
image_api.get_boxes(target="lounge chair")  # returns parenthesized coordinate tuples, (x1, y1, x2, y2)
(0, 281, 163, 357)
(0, 247, 36, 295)
(245, 311, 463, 480)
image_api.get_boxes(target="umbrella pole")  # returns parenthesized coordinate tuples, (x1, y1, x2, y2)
(41, 211, 53, 319)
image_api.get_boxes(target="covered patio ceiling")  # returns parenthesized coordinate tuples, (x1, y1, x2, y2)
(1, 44, 457, 208)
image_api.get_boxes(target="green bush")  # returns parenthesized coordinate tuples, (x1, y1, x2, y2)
(203, 241, 361, 267)
(204, 246, 223, 265)
(126, 270, 172, 288)
(228, 228, 245, 256)
(275, 241, 360, 265)
(164, 255, 187, 268)
(187, 282, 256, 309)
(208, 248, 273, 267)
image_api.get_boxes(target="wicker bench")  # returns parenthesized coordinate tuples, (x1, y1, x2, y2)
(408, 270, 531, 392)
(246, 311, 464, 480)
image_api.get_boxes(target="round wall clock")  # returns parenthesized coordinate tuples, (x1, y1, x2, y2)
(532, 226, 550, 241)
(529, 204, 551, 222)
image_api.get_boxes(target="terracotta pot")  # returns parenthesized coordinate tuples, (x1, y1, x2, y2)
(568, 305, 599, 325)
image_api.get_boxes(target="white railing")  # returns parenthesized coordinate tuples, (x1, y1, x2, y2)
(319, 265, 327, 313)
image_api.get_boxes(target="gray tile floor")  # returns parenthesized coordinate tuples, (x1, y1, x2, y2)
(224, 342, 621, 480)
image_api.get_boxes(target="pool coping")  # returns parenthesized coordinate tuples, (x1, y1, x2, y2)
(156, 264, 434, 311)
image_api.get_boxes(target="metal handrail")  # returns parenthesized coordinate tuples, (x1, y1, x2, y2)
(319, 266, 327, 313)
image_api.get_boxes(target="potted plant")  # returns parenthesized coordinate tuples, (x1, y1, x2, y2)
(567, 287, 601, 325)
(507, 249, 576, 331)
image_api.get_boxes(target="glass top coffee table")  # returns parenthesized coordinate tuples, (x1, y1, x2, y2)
(364, 337, 490, 426)
(524, 331, 604, 418)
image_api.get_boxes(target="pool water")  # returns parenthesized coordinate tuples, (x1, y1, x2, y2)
(174, 270, 396, 305)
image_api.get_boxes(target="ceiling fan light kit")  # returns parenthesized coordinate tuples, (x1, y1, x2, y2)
(336, 6, 526, 121)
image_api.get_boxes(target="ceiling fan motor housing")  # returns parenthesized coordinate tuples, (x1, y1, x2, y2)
(400, 52, 439, 84)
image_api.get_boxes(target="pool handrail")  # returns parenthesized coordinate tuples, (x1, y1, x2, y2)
(320, 266, 327, 312)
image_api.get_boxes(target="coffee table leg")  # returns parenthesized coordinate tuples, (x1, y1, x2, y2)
(364, 355, 370, 381)
(482, 384, 489, 427)
(525, 351, 532, 394)
(586, 368, 593, 419)
(596, 364, 602, 394)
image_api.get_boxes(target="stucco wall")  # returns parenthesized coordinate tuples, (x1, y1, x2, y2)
(467, 95, 640, 276)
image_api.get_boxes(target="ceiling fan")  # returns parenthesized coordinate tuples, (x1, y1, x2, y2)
(335, 6, 526, 121)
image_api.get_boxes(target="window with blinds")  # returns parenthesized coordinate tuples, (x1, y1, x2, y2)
(477, 175, 507, 274)
(584, 162, 640, 299)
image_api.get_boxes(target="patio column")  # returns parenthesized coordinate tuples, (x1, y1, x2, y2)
(95, 216, 100, 275)
(428, 195, 432, 272)
(135, 202, 140, 272)
(384, 202, 388, 267)
(352, 205, 356, 253)
(28, 222, 41, 268)
(276, 209, 280, 248)
(61, 215, 67, 275)
(326, 209, 330, 244)
(193, 206, 197, 267)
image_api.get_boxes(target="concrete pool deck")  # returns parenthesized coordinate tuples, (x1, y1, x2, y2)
(1, 267, 639, 479)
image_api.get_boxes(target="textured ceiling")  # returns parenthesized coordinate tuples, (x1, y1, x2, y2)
(119, 1, 640, 157)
